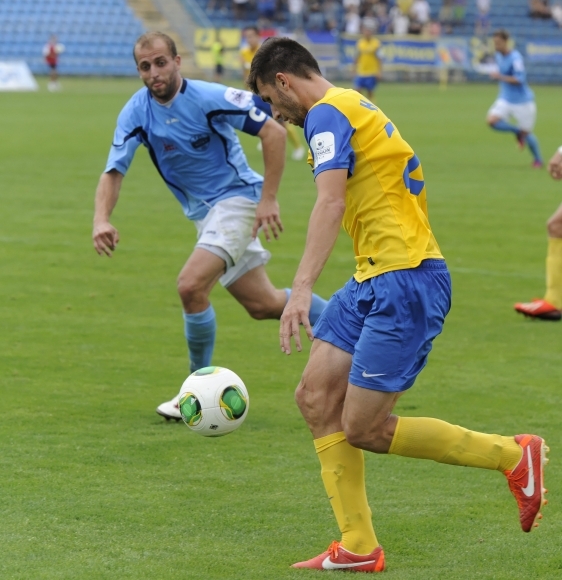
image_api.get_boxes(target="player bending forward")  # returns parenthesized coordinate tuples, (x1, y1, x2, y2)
(92, 32, 327, 420)
(515, 146, 562, 320)
(487, 29, 543, 168)
(248, 38, 549, 572)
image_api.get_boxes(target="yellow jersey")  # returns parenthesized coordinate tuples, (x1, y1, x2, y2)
(240, 45, 259, 78)
(356, 37, 382, 77)
(305, 87, 443, 282)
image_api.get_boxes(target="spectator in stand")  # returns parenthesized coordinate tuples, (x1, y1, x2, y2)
(529, 0, 552, 18)
(408, 0, 430, 33)
(207, 0, 228, 14)
(453, 0, 467, 25)
(345, 5, 362, 34)
(324, 0, 341, 33)
(288, 0, 305, 31)
(43, 35, 65, 92)
(552, 2, 562, 25)
(257, 0, 276, 28)
(233, 0, 250, 21)
(376, 4, 393, 34)
(307, 2, 326, 31)
(390, 5, 410, 34)
(475, 0, 491, 36)
(428, 17, 442, 36)
(362, 7, 379, 31)
(439, 0, 454, 34)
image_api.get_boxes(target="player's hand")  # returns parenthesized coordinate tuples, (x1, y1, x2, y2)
(93, 221, 120, 256)
(253, 198, 284, 241)
(279, 289, 313, 355)
(547, 151, 562, 180)
(489, 71, 500, 80)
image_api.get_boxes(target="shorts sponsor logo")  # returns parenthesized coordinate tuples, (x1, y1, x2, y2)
(362, 371, 386, 378)
(313, 131, 335, 166)
(224, 87, 253, 108)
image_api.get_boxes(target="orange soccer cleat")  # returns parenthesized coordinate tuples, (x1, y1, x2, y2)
(505, 434, 549, 533)
(292, 541, 385, 572)
(514, 299, 561, 321)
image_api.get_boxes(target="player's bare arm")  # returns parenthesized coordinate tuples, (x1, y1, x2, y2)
(548, 148, 562, 180)
(489, 72, 521, 84)
(252, 118, 287, 241)
(280, 169, 347, 355)
(93, 169, 123, 257)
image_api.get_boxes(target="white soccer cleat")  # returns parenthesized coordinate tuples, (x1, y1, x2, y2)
(156, 394, 182, 421)
(291, 146, 305, 161)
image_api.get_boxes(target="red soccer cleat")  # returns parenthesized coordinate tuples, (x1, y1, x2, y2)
(532, 160, 544, 169)
(292, 541, 385, 572)
(514, 299, 561, 321)
(504, 434, 549, 533)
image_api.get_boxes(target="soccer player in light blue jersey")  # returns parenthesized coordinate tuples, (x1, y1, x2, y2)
(486, 29, 543, 168)
(92, 32, 327, 420)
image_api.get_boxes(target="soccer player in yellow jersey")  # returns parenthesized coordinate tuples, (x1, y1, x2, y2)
(241, 26, 305, 161)
(354, 25, 382, 101)
(248, 38, 549, 572)
(515, 145, 562, 320)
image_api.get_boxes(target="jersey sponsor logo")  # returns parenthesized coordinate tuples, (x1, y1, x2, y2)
(163, 143, 176, 152)
(312, 131, 335, 166)
(249, 106, 267, 123)
(165, 117, 179, 125)
(190, 134, 211, 151)
(224, 87, 253, 108)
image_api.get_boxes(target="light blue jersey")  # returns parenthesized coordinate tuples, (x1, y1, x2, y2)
(495, 50, 534, 105)
(105, 79, 269, 220)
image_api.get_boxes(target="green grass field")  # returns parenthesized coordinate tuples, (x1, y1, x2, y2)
(1, 77, 561, 579)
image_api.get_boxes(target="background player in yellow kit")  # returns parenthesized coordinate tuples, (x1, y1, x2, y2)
(248, 37, 548, 572)
(241, 26, 305, 160)
(353, 25, 382, 102)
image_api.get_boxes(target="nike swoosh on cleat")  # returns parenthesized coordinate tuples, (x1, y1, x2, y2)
(322, 557, 377, 570)
(522, 446, 535, 497)
(362, 371, 386, 378)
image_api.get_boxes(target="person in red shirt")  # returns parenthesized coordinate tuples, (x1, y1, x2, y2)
(43, 35, 65, 91)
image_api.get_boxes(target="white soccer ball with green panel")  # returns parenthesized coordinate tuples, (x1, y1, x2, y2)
(178, 366, 249, 437)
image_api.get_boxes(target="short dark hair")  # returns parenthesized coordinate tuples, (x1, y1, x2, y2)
(243, 25, 260, 35)
(133, 32, 177, 63)
(492, 29, 510, 41)
(247, 37, 322, 94)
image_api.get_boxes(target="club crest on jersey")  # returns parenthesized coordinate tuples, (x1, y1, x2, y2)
(224, 87, 253, 108)
(312, 131, 335, 166)
(190, 134, 211, 151)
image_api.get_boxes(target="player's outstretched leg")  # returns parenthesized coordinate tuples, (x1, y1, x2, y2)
(525, 133, 544, 168)
(515, 206, 562, 320)
(385, 417, 549, 532)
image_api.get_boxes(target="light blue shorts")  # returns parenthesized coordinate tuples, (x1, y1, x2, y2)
(313, 260, 451, 392)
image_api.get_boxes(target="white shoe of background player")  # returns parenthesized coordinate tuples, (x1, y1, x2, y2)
(156, 394, 182, 421)
(291, 146, 305, 161)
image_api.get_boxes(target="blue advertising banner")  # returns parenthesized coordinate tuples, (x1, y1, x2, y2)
(526, 40, 562, 62)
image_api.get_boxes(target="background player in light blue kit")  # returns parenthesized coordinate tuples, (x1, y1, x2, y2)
(92, 32, 327, 420)
(486, 29, 543, 168)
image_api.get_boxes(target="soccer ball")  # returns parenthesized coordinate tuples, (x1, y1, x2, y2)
(178, 366, 249, 437)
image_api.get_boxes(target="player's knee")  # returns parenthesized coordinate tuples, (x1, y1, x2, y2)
(343, 417, 389, 453)
(547, 215, 562, 238)
(245, 301, 273, 320)
(177, 275, 205, 305)
(487, 117, 497, 127)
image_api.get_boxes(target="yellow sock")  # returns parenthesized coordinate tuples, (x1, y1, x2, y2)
(544, 237, 562, 309)
(286, 123, 301, 149)
(389, 417, 522, 472)
(315, 432, 378, 555)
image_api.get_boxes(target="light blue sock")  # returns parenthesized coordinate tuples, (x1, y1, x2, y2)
(490, 120, 519, 134)
(284, 288, 328, 326)
(525, 133, 543, 163)
(184, 305, 216, 374)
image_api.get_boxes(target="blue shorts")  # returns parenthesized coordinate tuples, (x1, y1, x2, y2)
(353, 76, 378, 92)
(252, 94, 272, 117)
(313, 260, 451, 392)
